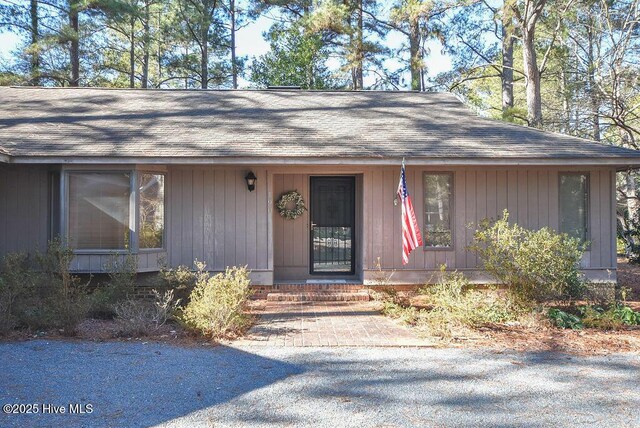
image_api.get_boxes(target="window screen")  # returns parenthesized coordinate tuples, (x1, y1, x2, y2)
(68, 172, 131, 250)
(139, 173, 165, 249)
(559, 173, 589, 243)
(424, 173, 453, 248)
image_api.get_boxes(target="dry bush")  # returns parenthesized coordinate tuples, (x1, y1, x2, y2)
(114, 289, 180, 337)
(383, 267, 528, 340)
(367, 257, 416, 306)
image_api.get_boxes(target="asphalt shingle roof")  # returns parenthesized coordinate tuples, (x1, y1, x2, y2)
(1, 87, 639, 163)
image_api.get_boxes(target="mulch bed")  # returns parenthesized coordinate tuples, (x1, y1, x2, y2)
(1, 301, 265, 346)
(460, 324, 640, 356)
(390, 306, 640, 356)
(393, 260, 640, 356)
(616, 257, 640, 303)
(1, 320, 203, 347)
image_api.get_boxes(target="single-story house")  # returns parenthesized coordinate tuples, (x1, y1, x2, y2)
(1, 87, 639, 286)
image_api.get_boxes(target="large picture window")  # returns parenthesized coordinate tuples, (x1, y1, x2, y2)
(559, 173, 589, 243)
(424, 173, 453, 248)
(139, 173, 165, 249)
(66, 171, 166, 252)
(68, 172, 131, 250)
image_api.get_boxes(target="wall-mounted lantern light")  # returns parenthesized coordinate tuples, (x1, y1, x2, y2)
(245, 171, 257, 192)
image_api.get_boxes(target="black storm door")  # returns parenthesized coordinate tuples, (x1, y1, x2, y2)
(310, 176, 355, 274)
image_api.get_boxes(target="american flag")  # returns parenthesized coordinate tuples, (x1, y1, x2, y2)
(397, 160, 423, 264)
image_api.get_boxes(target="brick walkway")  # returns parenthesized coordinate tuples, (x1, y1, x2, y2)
(234, 301, 433, 347)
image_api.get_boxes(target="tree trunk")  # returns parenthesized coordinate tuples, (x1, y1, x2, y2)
(522, 25, 542, 127)
(516, 0, 547, 127)
(501, 18, 514, 113)
(69, 2, 80, 87)
(141, 0, 150, 89)
(157, 10, 162, 87)
(560, 70, 570, 133)
(586, 21, 600, 140)
(199, 0, 214, 89)
(184, 45, 189, 88)
(409, 18, 421, 91)
(201, 30, 208, 89)
(627, 172, 638, 223)
(230, 0, 237, 89)
(624, 171, 640, 258)
(129, 18, 135, 88)
(355, 0, 363, 90)
(29, 0, 40, 86)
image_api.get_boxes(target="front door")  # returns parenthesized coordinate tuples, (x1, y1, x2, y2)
(310, 176, 355, 274)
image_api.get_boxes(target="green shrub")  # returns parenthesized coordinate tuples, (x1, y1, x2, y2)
(158, 261, 196, 304)
(113, 289, 180, 337)
(105, 253, 137, 300)
(579, 304, 640, 329)
(470, 210, 586, 303)
(548, 304, 640, 331)
(580, 306, 623, 330)
(88, 253, 138, 318)
(31, 238, 90, 335)
(618, 286, 633, 303)
(0, 240, 90, 335)
(179, 262, 253, 338)
(0, 253, 37, 334)
(613, 305, 640, 325)
(87, 290, 115, 319)
(585, 282, 616, 306)
(617, 238, 626, 256)
(159, 263, 195, 288)
(0, 277, 10, 334)
(547, 308, 583, 330)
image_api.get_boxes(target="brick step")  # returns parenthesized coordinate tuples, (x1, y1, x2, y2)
(266, 291, 370, 302)
(253, 283, 365, 293)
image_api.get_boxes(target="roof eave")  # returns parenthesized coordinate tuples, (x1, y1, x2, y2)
(9, 155, 640, 169)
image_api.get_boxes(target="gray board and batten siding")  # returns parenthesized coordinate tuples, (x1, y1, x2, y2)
(0, 163, 617, 285)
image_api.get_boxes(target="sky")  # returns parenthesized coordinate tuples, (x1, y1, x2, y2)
(0, 7, 453, 89)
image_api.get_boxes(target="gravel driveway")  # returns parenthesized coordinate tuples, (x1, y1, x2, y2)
(1, 340, 638, 427)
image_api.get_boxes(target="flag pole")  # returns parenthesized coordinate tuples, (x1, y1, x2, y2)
(394, 157, 405, 206)
(397, 155, 423, 264)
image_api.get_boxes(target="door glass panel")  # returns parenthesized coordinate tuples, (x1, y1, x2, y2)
(312, 227, 352, 272)
(311, 177, 355, 274)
